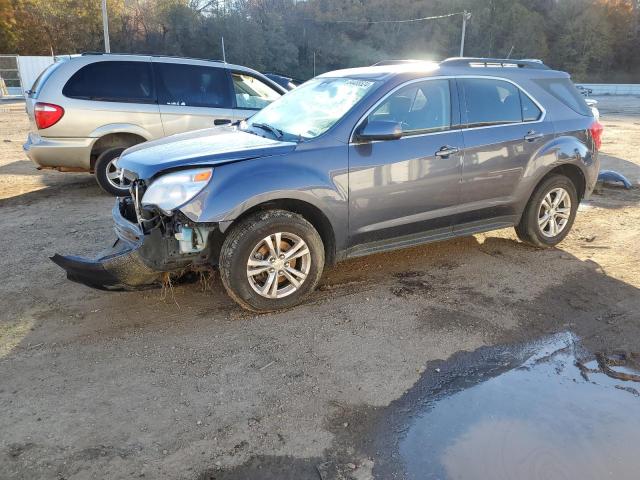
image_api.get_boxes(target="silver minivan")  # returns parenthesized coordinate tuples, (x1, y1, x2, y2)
(23, 53, 286, 195)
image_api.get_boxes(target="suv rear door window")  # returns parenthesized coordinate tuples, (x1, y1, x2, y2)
(155, 62, 232, 108)
(534, 78, 592, 116)
(63, 61, 154, 103)
(369, 79, 451, 134)
(461, 78, 522, 127)
(232, 73, 281, 110)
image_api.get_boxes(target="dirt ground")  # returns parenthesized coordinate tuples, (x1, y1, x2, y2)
(1, 97, 639, 479)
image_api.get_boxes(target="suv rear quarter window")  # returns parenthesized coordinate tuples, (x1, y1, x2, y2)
(155, 62, 232, 108)
(534, 78, 592, 116)
(520, 90, 542, 122)
(63, 60, 154, 103)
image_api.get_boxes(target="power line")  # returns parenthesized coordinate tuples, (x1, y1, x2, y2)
(307, 12, 467, 25)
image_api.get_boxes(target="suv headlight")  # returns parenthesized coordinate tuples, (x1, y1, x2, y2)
(141, 168, 213, 214)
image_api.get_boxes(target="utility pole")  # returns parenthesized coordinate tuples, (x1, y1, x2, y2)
(221, 37, 226, 62)
(459, 11, 471, 57)
(313, 51, 316, 77)
(101, 0, 110, 53)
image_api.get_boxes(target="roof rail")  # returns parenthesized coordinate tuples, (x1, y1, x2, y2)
(80, 51, 226, 63)
(441, 57, 550, 70)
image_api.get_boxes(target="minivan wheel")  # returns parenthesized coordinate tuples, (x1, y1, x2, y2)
(219, 210, 325, 312)
(515, 174, 578, 248)
(94, 147, 130, 196)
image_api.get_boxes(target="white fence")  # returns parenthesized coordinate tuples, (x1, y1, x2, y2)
(18, 56, 55, 93)
(576, 84, 640, 96)
(0, 55, 56, 96)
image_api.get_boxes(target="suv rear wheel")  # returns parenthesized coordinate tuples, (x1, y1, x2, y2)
(219, 210, 325, 312)
(515, 174, 578, 248)
(95, 147, 130, 196)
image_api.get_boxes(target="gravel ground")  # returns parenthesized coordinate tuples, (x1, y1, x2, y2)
(0, 97, 639, 479)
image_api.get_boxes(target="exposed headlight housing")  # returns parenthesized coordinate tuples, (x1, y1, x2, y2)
(141, 168, 213, 214)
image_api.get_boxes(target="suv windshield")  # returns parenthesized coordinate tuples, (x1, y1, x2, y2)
(244, 77, 379, 140)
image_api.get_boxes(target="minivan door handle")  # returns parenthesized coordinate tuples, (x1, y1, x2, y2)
(214, 118, 232, 126)
(435, 145, 459, 158)
(524, 131, 544, 142)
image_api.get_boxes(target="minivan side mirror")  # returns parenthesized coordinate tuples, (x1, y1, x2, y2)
(356, 120, 403, 141)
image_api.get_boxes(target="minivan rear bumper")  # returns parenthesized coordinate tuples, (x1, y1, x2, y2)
(23, 132, 93, 171)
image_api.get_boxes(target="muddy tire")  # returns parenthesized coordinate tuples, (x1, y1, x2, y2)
(219, 210, 325, 312)
(515, 174, 578, 248)
(95, 147, 130, 196)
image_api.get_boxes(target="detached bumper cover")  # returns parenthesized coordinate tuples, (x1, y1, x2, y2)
(51, 239, 162, 291)
(51, 200, 202, 291)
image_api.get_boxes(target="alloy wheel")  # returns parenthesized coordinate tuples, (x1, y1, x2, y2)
(538, 187, 572, 238)
(246, 232, 311, 299)
(105, 157, 130, 190)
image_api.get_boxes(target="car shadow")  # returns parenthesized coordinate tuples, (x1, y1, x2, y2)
(0, 159, 105, 208)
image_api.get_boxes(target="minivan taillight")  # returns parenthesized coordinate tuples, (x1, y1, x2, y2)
(589, 120, 603, 151)
(34, 102, 64, 129)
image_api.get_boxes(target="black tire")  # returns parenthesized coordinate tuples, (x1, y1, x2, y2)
(219, 209, 325, 312)
(515, 174, 578, 248)
(94, 147, 129, 196)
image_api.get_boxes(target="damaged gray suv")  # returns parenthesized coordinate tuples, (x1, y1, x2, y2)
(53, 58, 603, 312)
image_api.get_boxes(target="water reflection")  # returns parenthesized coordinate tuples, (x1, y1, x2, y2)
(400, 333, 640, 480)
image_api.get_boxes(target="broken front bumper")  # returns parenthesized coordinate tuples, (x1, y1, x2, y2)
(52, 199, 215, 291)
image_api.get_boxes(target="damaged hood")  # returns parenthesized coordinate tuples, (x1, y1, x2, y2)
(117, 127, 297, 180)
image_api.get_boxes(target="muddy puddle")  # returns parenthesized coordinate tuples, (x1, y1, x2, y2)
(396, 333, 640, 480)
(205, 333, 640, 480)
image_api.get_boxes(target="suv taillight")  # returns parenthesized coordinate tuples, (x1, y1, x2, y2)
(34, 102, 64, 129)
(589, 120, 603, 151)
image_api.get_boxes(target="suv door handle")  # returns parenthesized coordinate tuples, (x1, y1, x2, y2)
(435, 145, 459, 158)
(214, 118, 232, 126)
(524, 131, 544, 142)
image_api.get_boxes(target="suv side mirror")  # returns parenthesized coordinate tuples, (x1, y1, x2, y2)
(356, 120, 403, 142)
(214, 118, 232, 126)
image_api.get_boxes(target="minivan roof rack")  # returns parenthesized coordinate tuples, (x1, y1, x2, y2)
(80, 52, 226, 64)
(441, 57, 550, 70)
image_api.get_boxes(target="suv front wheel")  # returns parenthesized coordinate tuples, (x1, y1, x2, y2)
(219, 210, 325, 312)
(95, 147, 131, 196)
(515, 174, 578, 248)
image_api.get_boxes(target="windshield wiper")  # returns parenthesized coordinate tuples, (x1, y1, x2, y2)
(251, 122, 284, 140)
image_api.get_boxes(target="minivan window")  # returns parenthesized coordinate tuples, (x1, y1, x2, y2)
(534, 78, 592, 116)
(462, 78, 522, 127)
(232, 73, 281, 110)
(155, 62, 232, 108)
(63, 61, 154, 103)
(369, 79, 451, 134)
